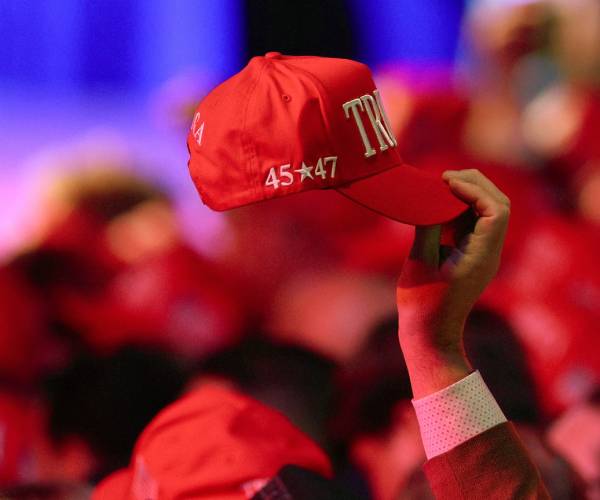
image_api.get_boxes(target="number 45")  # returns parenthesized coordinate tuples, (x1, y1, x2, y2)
(265, 164, 293, 190)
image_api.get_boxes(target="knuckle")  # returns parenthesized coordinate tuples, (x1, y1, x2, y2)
(499, 204, 511, 218)
(475, 170, 490, 183)
(466, 168, 489, 185)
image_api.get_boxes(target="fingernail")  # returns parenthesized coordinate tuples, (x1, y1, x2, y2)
(442, 170, 458, 179)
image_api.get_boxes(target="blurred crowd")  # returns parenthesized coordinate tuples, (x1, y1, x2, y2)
(1, 0, 600, 498)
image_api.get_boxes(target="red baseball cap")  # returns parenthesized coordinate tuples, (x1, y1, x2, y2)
(187, 53, 467, 225)
(92, 383, 332, 500)
(0, 392, 34, 485)
(59, 245, 244, 356)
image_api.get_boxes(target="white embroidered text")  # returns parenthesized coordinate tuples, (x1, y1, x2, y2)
(265, 156, 337, 189)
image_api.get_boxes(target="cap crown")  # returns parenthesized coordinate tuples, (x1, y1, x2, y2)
(187, 53, 402, 210)
(127, 385, 332, 499)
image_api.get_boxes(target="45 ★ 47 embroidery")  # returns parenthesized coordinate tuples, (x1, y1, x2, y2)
(265, 156, 338, 189)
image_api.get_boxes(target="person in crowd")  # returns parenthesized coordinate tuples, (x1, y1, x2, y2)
(331, 316, 423, 500)
(197, 336, 336, 449)
(33, 347, 189, 485)
(0, 481, 92, 500)
(464, 307, 543, 425)
(548, 389, 600, 499)
(0, 264, 50, 386)
(91, 168, 550, 499)
(9, 167, 176, 351)
(11, 166, 245, 359)
(266, 270, 395, 363)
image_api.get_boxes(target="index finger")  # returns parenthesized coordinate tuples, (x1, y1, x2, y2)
(443, 169, 510, 207)
(446, 178, 510, 221)
(446, 178, 510, 256)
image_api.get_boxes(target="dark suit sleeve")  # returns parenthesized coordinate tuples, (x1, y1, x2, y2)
(423, 422, 550, 499)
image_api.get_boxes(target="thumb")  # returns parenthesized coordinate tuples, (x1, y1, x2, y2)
(398, 225, 442, 290)
(409, 225, 441, 268)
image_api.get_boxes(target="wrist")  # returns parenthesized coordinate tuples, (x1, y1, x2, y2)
(402, 349, 471, 399)
(397, 322, 471, 399)
(398, 307, 466, 352)
(397, 280, 471, 345)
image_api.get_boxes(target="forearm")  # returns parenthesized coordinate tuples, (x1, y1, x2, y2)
(397, 318, 549, 499)
(397, 292, 507, 457)
(397, 328, 471, 399)
(398, 315, 508, 457)
(396, 279, 472, 399)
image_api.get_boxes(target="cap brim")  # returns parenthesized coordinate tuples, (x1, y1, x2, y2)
(92, 468, 131, 500)
(253, 465, 357, 500)
(336, 163, 468, 225)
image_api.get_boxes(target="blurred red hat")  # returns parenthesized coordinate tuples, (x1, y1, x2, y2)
(481, 279, 599, 416)
(554, 90, 600, 176)
(58, 245, 245, 357)
(0, 267, 47, 384)
(0, 392, 35, 486)
(399, 90, 469, 165)
(93, 384, 331, 500)
(499, 214, 600, 304)
(511, 296, 597, 416)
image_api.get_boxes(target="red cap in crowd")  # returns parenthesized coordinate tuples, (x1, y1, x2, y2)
(187, 52, 467, 225)
(57, 245, 244, 356)
(0, 393, 34, 486)
(93, 384, 332, 500)
(0, 267, 47, 384)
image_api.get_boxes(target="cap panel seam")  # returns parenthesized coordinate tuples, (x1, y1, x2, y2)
(275, 60, 337, 157)
(240, 59, 269, 201)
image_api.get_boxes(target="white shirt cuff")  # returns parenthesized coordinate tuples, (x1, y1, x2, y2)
(412, 370, 507, 459)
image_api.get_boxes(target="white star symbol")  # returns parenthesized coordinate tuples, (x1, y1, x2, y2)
(295, 162, 314, 182)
